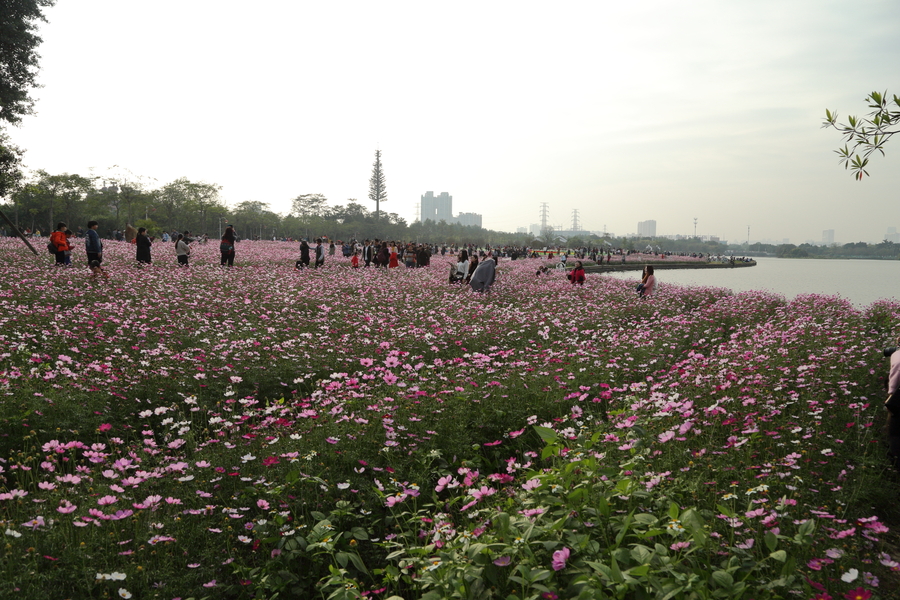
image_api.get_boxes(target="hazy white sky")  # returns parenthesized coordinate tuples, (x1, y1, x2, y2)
(8, 0, 900, 244)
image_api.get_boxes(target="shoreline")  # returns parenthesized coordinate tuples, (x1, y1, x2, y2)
(583, 260, 756, 274)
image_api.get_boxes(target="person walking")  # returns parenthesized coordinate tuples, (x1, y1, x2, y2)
(220, 226, 236, 266)
(85, 220, 103, 266)
(136, 227, 153, 264)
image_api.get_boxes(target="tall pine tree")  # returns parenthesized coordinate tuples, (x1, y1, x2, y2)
(368, 149, 387, 221)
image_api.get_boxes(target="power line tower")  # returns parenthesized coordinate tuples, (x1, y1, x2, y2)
(571, 209, 581, 231)
(539, 203, 550, 232)
(414, 201, 420, 223)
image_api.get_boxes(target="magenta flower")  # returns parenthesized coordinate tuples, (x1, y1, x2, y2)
(493, 556, 511, 567)
(551, 547, 570, 571)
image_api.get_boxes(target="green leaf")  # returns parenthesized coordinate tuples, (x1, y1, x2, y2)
(711, 570, 733, 589)
(347, 552, 369, 575)
(764, 530, 777, 553)
(769, 550, 787, 563)
(716, 504, 735, 519)
(534, 425, 558, 443)
(668, 501, 680, 521)
(610, 556, 625, 584)
(628, 564, 650, 577)
(568, 488, 587, 503)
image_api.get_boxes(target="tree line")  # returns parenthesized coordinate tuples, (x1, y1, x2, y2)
(0, 170, 541, 246)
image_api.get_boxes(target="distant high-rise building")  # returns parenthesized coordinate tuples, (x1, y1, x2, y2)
(517, 227, 527, 233)
(822, 229, 835, 245)
(637, 220, 657, 237)
(529, 223, 541, 236)
(886, 227, 900, 243)
(420, 191, 453, 223)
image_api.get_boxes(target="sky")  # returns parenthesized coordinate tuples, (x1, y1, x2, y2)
(7, 0, 900, 245)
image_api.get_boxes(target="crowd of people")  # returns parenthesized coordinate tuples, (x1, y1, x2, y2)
(29, 223, 673, 296)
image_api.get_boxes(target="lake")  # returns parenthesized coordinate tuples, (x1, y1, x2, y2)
(604, 257, 900, 308)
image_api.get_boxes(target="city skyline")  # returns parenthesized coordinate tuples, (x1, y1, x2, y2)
(4, 0, 900, 244)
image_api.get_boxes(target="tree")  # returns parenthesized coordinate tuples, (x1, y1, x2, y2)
(291, 193, 328, 219)
(0, 0, 56, 126)
(0, 131, 24, 199)
(823, 91, 900, 180)
(368, 149, 387, 221)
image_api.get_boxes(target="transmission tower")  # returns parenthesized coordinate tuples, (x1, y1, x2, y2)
(414, 201, 420, 223)
(571, 209, 581, 231)
(539, 203, 550, 232)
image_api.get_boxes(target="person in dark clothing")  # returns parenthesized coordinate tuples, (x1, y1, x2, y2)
(376, 242, 389, 268)
(315, 239, 326, 268)
(136, 227, 152, 264)
(220, 226, 236, 266)
(85, 220, 103, 266)
(296, 239, 311, 269)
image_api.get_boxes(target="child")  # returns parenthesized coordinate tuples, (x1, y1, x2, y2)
(351, 251, 360, 268)
(89, 259, 109, 280)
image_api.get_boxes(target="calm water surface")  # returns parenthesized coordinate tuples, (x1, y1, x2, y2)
(604, 257, 900, 308)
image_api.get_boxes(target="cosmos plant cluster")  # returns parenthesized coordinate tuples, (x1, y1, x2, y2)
(0, 238, 898, 599)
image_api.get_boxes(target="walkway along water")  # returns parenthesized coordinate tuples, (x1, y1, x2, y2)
(583, 260, 756, 274)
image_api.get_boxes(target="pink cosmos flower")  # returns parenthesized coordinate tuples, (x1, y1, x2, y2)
(551, 547, 570, 571)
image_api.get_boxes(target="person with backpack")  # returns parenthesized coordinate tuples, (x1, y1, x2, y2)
(49, 222, 69, 266)
(85, 221, 103, 266)
(220, 226, 236, 266)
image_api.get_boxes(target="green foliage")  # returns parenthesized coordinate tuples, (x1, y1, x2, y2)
(823, 90, 900, 179)
(0, 0, 56, 126)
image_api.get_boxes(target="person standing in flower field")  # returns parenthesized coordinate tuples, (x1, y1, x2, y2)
(136, 227, 153, 264)
(220, 225, 236, 267)
(174, 233, 190, 266)
(85, 220, 103, 266)
(297, 239, 311, 269)
(315, 238, 325, 268)
(49, 222, 69, 266)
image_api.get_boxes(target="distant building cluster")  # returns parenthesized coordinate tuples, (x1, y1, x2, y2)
(822, 229, 835, 245)
(419, 191, 482, 228)
(886, 227, 900, 243)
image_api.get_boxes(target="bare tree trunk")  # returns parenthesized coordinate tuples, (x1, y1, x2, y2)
(0, 208, 38, 255)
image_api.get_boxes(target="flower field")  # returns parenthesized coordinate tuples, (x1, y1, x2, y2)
(1, 238, 899, 600)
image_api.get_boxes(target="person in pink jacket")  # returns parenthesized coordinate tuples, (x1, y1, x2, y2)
(639, 265, 656, 297)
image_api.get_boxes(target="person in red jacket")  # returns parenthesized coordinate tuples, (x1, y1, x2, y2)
(49, 222, 68, 266)
(567, 261, 586, 285)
